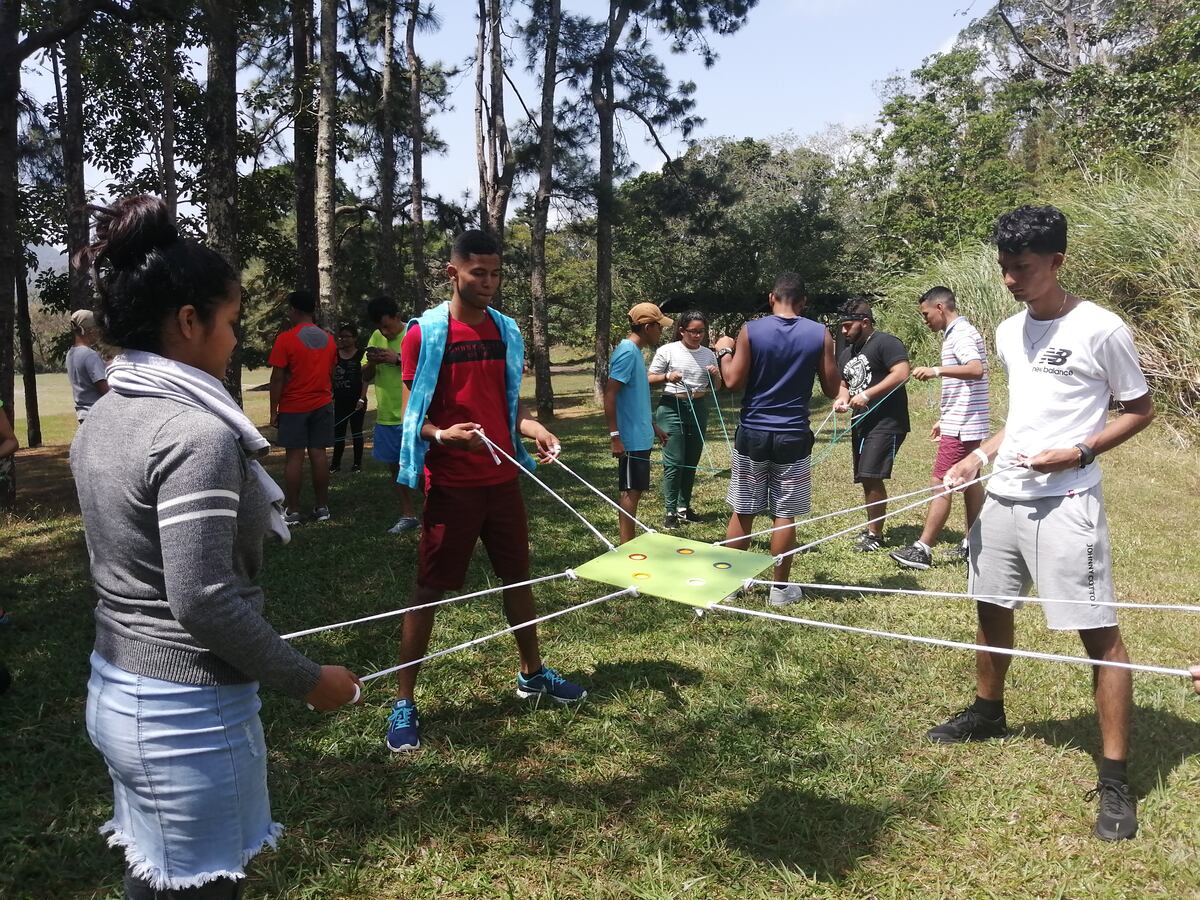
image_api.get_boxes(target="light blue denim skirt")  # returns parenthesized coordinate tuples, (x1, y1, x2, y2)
(85, 651, 283, 890)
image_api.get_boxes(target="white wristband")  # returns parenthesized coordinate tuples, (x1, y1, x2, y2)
(434, 429, 445, 445)
(933, 367, 941, 377)
(609, 431, 621, 438)
(972, 447, 989, 466)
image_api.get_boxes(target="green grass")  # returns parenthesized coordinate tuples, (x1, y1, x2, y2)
(3, 376, 1200, 899)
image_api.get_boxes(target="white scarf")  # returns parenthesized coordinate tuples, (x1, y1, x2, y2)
(106, 350, 291, 543)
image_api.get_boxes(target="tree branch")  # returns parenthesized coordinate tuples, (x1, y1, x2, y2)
(996, 3, 1073, 75)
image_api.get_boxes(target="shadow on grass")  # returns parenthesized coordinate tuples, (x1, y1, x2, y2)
(1020, 706, 1200, 796)
(721, 787, 892, 880)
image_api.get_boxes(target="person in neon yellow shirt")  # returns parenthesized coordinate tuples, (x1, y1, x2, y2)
(363, 295, 419, 533)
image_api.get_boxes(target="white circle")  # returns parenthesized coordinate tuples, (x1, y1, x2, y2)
(687, 578, 705, 587)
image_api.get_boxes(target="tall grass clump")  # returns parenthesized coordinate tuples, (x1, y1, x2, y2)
(877, 130, 1200, 436)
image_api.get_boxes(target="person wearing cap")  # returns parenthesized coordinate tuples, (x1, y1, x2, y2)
(604, 302, 671, 544)
(66, 309, 110, 423)
(714, 273, 840, 607)
(833, 297, 911, 552)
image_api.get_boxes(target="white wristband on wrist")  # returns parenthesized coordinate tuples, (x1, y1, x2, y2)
(933, 367, 941, 377)
(972, 447, 989, 466)
(434, 429, 445, 445)
(609, 431, 621, 438)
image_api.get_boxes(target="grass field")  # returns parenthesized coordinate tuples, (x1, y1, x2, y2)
(3, 371, 1200, 899)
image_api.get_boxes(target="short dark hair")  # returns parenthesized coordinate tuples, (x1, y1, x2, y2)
(772, 272, 807, 306)
(993, 205, 1068, 255)
(918, 286, 956, 311)
(366, 295, 400, 325)
(452, 229, 501, 261)
(674, 310, 707, 340)
(82, 195, 236, 353)
(838, 297, 874, 322)
(288, 290, 316, 314)
(337, 322, 357, 335)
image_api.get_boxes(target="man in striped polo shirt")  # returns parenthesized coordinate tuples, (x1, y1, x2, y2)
(891, 286, 990, 569)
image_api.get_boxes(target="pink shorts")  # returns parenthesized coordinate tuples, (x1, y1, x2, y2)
(932, 435, 981, 480)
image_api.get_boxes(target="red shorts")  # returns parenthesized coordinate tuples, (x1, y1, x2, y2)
(417, 478, 531, 591)
(932, 434, 982, 480)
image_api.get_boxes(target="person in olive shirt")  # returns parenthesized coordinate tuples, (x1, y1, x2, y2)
(362, 296, 419, 533)
(833, 298, 911, 552)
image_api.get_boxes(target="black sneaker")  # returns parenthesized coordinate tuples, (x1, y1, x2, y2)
(890, 543, 932, 570)
(662, 513, 680, 530)
(853, 530, 884, 552)
(679, 508, 703, 524)
(1086, 780, 1138, 841)
(944, 544, 970, 563)
(927, 706, 1008, 743)
(328, 463, 340, 473)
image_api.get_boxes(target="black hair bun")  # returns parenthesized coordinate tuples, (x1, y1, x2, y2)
(91, 195, 178, 270)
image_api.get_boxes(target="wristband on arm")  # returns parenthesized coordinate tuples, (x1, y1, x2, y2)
(972, 447, 989, 466)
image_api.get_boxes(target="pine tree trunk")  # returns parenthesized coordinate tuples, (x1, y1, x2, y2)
(376, 0, 400, 302)
(64, 31, 90, 311)
(316, 0, 337, 322)
(161, 23, 178, 217)
(15, 258, 40, 447)
(485, 0, 512, 240)
(204, 0, 242, 403)
(406, 1, 427, 314)
(529, 0, 559, 419)
(474, 0, 487, 228)
(0, 6, 21, 441)
(292, 0, 318, 297)
(592, 69, 615, 401)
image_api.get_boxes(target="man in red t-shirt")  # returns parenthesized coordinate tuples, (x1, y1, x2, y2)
(383, 230, 586, 754)
(268, 290, 337, 524)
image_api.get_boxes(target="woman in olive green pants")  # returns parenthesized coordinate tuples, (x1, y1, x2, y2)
(648, 311, 720, 529)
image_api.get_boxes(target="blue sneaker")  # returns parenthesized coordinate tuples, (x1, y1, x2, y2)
(516, 666, 587, 704)
(385, 699, 421, 752)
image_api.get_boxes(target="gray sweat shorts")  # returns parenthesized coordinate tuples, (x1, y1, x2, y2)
(967, 484, 1117, 631)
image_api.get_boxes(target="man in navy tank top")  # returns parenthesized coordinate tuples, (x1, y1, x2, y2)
(714, 273, 840, 606)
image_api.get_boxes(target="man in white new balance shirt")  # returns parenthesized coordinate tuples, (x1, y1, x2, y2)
(933, 205, 1154, 843)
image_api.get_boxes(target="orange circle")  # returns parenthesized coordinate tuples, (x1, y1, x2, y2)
(675, 548, 695, 555)
(628, 553, 647, 561)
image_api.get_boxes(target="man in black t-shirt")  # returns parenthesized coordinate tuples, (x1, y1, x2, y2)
(834, 299, 911, 551)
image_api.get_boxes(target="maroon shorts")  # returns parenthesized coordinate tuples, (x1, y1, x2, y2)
(932, 434, 982, 480)
(417, 478, 531, 591)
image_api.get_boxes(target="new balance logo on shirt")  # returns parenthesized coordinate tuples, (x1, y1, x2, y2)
(1033, 347, 1075, 376)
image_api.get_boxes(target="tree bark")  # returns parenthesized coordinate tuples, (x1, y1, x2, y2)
(161, 22, 178, 216)
(406, 1, 427, 313)
(316, 0, 337, 323)
(590, 2, 630, 400)
(15, 259, 41, 447)
(474, 0, 487, 228)
(0, 3, 23, 438)
(376, 0, 400, 302)
(63, 30, 90, 311)
(529, 0, 559, 419)
(204, 0, 242, 403)
(474, 0, 514, 242)
(292, 0, 318, 297)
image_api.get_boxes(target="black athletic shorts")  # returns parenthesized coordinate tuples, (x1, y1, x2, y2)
(852, 429, 906, 482)
(732, 425, 814, 464)
(618, 448, 651, 492)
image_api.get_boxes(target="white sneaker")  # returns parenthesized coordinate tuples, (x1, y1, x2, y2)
(387, 516, 420, 534)
(769, 584, 803, 607)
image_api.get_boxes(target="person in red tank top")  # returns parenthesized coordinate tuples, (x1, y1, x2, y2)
(382, 230, 588, 755)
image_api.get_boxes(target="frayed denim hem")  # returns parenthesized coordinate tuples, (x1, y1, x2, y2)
(100, 819, 284, 890)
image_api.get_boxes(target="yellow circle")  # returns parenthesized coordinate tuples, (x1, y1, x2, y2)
(632, 572, 651, 580)
(713, 562, 731, 570)
(675, 548, 695, 555)
(628, 553, 647, 561)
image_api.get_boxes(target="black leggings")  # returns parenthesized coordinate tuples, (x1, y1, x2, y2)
(332, 401, 365, 469)
(124, 869, 245, 899)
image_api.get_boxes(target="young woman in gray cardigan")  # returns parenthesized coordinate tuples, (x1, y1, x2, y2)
(71, 195, 361, 899)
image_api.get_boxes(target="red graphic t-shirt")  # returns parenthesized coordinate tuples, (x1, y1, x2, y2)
(401, 314, 517, 487)
(267, 323, 337, 413)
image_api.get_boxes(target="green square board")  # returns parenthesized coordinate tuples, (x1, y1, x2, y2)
(573, 531, 772, 608)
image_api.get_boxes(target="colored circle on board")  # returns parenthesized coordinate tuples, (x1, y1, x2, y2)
(687, 578, 705, 587)
(633, 572, 651, 580)
(628, 553, 647, 561)
(675, 548, 695, 555)
(713, 562, 732, 570)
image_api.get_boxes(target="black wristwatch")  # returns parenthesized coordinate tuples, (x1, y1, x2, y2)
(716, 348, 734, 361)
(1075, 442, 1097, 468)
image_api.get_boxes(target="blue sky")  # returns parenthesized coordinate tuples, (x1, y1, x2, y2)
(411, 0, 970, 203)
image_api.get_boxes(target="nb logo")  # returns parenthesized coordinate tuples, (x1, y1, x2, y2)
(1037, 348, 1072, 367)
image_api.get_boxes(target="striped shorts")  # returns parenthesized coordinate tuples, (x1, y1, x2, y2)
(726, 426, 813, 519)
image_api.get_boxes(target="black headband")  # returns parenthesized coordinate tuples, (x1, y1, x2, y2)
(838, 312, 873, 323)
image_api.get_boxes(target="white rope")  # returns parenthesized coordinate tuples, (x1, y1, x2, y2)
(714, 465, 1016, 547)
(475, 430, 616, 551)
(552, 456, 654, 534)
(772, 466, 1020, 562)
(280, 570, 577, 640)
(810, 406, 837, 441)
(710, 604, 1192, 678)
(359, 587, 636, 684)
(749, 580, 1200, 614)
